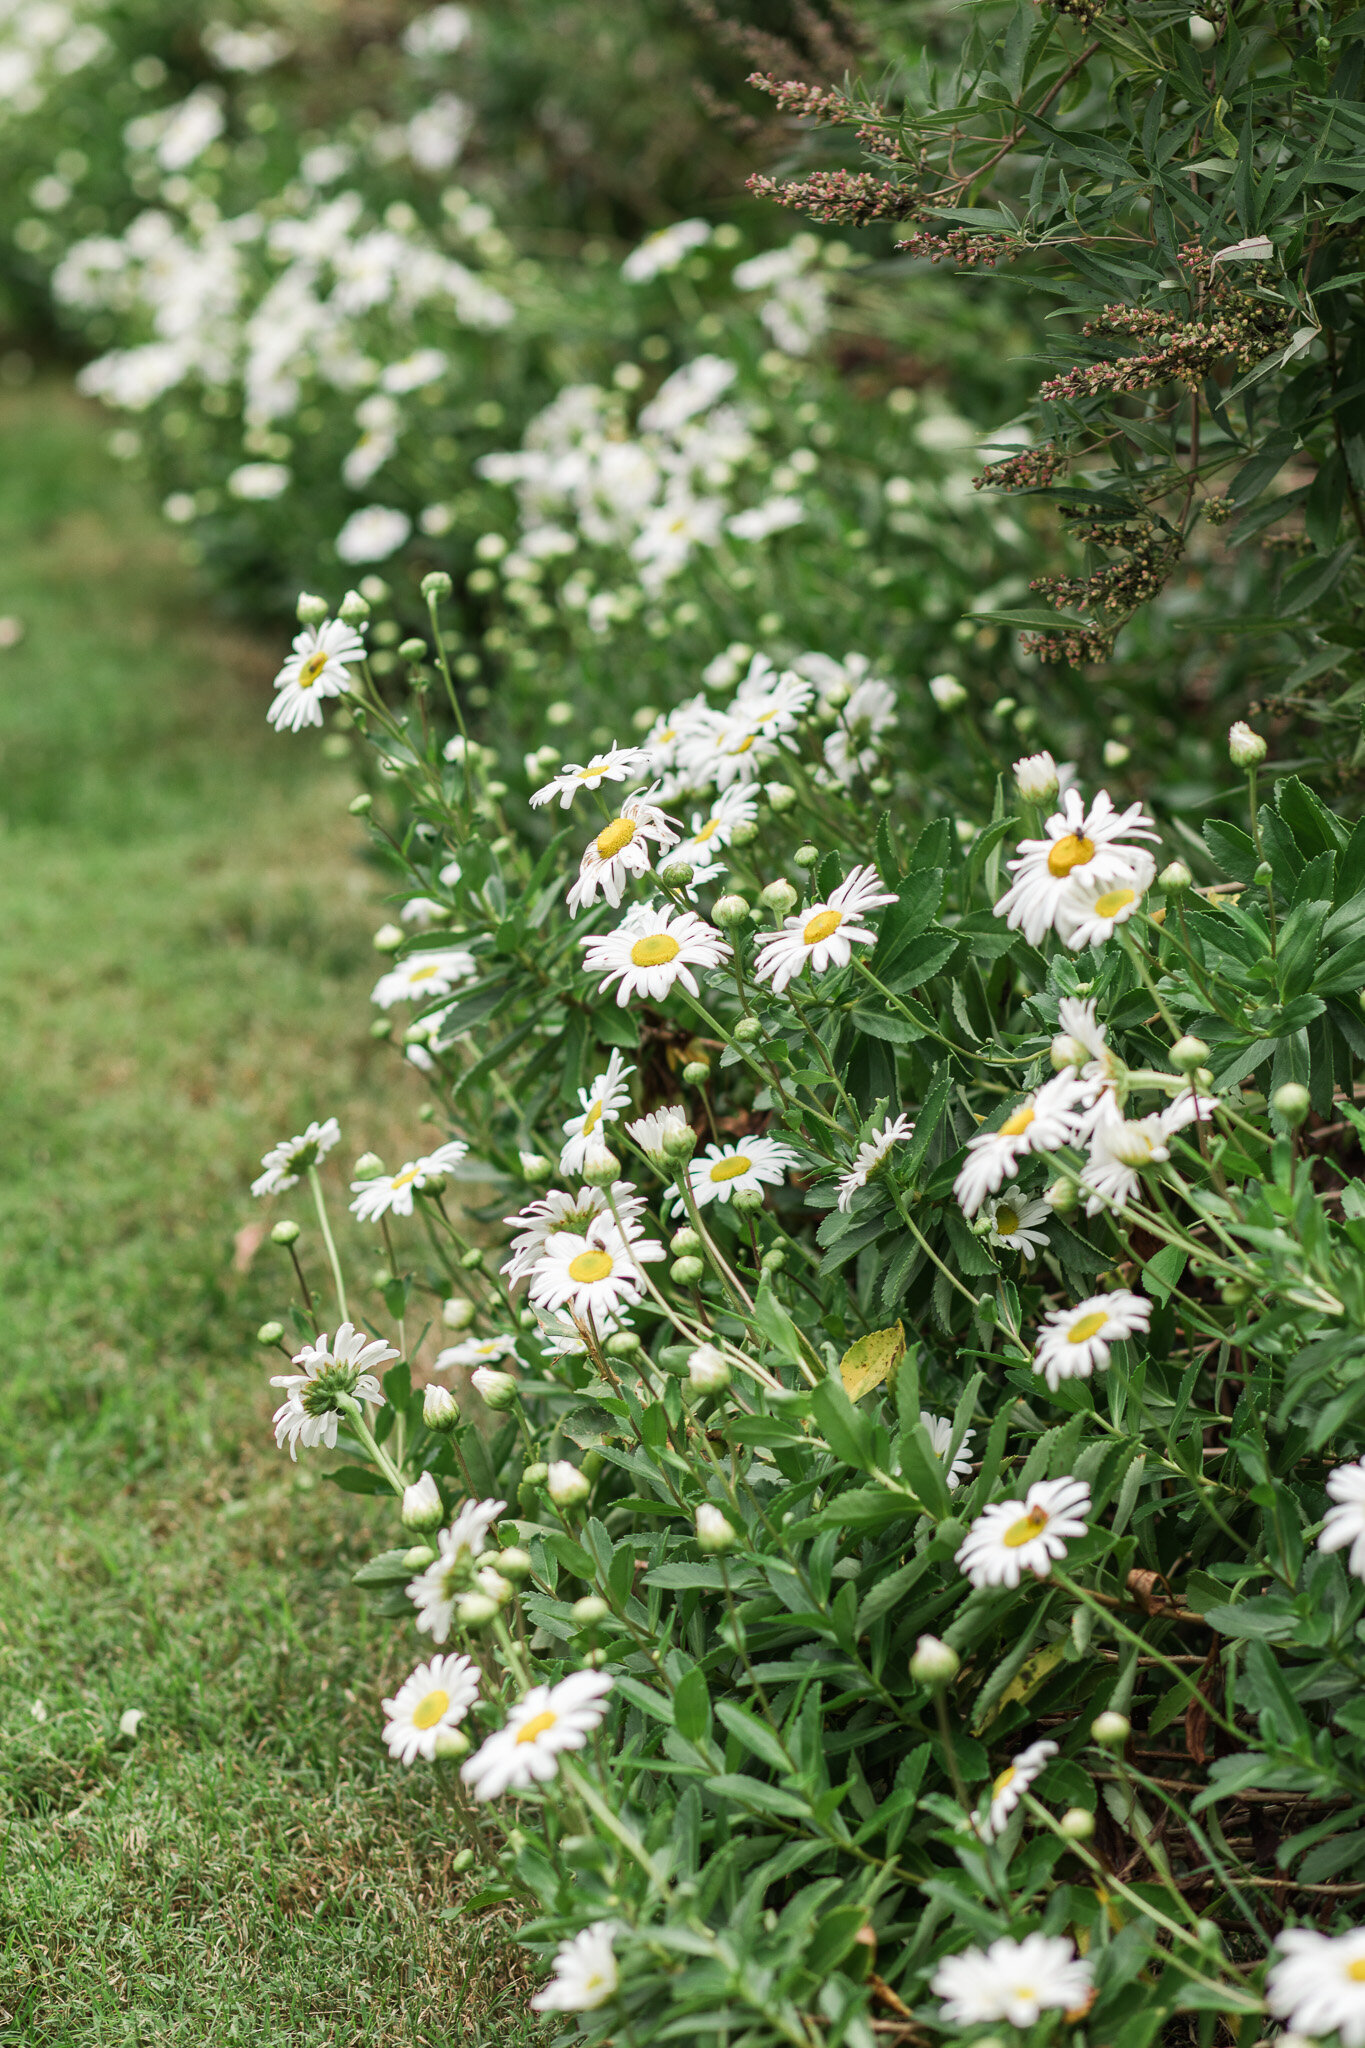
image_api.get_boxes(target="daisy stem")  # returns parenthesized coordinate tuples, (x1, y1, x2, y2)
(336, 1400, 406, 1496)
(784, 981, 860, 1123)
(491, 1613, 531, 1690)
(889, 1187, 982, 1313)
(308, 1167, 349, 1325)
(424, 589, 473, 825)
(677, 1175, 755, 1316)
(1052, 1571, 1242, 1742)
(1120, 925, 1179, 1038)
(286, 1242, 316, 1317)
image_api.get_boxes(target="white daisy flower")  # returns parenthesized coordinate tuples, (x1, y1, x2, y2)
(581, 900, 730, 1007)
(460, 1669, 613, 1800)
(671, 784, 757, 881)
(1318, 1458, 1365, 1579)
(823, 675, 897, 787)
(1013, 750, 1061, 802)
(407, 1499, 507, 1642)
(972, 1737, 1058, 1839)
(921, 1412, 974, 1491)
(1268, 1926, 1365, 2046)
(559, 1051, 636, 1177)
(622, 216, 711, 282)
(434, 1333, 520, 1372)
(932, 1934, 1092, 2028)
(676, 704, 784, 791)
(956, 1476, 1091, 1589)
(400, 895, 445, 928)
(686, 1135, 798, 1208)
(753, 864, 898, 994)
(993, 787, 1159, 946)
(528, 1215, 665, 1337)
(268, 619, 366, 733)
(836, 1113, 914, 1212)
(251, 1116, 341, 1197)
(626, 1104, 691, 1163)
(565, 786, 680, 914)
(1033, 1289, 1151, 1390)
(382, 1652, 481, 1765)
(501, 1183, 648, 1286)
(270, 1323, 398, 1459)
(983, 1185, 1052, 1259)
(1058, 848, 1157, 951)
(530, 744, 652, 810)
(953, 1074, 1087, 1216)
(531, 1922, 619, 2012)
(371, 949, 477, 1009)
(1077, 1090, 1215, 1215)
(350, 1140, 468, 1221)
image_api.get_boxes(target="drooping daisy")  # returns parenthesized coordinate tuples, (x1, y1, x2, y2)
(268, 618, 366, 733)
(626, 1104, 691, 1163)
(530, 744, 652, 809)
(1033, 1290, 1151, 1390)
(671, 784, 758, 882)
(1059, 848, 1157, 951)
(406, 1499, 507, 1642)
(559, 1052, 636, 1177)
(956, 1476, 1091, 1590)
(1317, 1458, 1365, 1579)
(921, 1412, 974, 1491)
(382, 1652, 481, 1765)
(1079, 1093, 1199, 1215)
(434, 1332, 520, 1372)
(836, 1113, 914, 1212)
(983, 1185, 1052, 1259)
(350, 1140, 468, 1221)
(993, 787, 1159, 946)
(270, 1323, 398, 1459)
(529, 1214, 665, 1336)
(932, 1934, 1092, 2028)
(565, 787, 680, 914)
(953, 1074, 1088, 1216)
(501, 1183, 648, 1286)
(461, 1669, 614, 1800)
(972, 1738, 1058, 1840)
(581, 901, 730, 1007)
(531, 1922, 619, 2013)
(1267, 1926, 1365, 2046)
(687, 1135, 798, 1208)
(371, 948, 477, 1010)
(753, 864, 898, 994)
(251, 1115, 341, 1197)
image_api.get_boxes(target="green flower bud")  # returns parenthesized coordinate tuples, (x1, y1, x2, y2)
(443, 1296, 476, 1329)
(338, 589, 370, 624)
(421, 570, 453, 601)
(402, 1473, 444, 1532)
(471, 1366, 518, 1411)
(451, 1848, 476, 1874)
(605, 1331, 641, 1358)
(1159, 860, 1192, 894)
(432, 1725, 470, 1760)
(547, 1459, 590, 1508)
(296, 591, 330, 625)
(792, 844, 820, 870)
(496, 1546, 533, 1582)
(521, 1461, 549, 1489)
(271, 1220, 300, 1246)
(661, 1120, 698, 1161)
(909, 1634, 960, 1688)
(733, 1016, 762, 1045)
(712, 894, 751, 927)
(257, 1320, 285, 1345)
(459, 1246, 486, 1271)
(1253, 860, 1274, 886)
(688, 1343, 730, 1391)
(1273, 1081, 1310, 1127)
(767, 785, 798, 814)
(670, 1227, 702, 1256)
(369, 1019, 392, 1041)
(761, 1247, 786, 1273)
(1188, 11, 1216, 47)
(455, 1592, 499, 1630)
(729, 820, 760, 847)
(402, 1544, 436, 1568)
(1059, 1807, 1095, 1841)
(423, 1382, 458, 1431)
(681, 1061, 710, 1086)
(349, 793, 373, 816)
(353, 1152, 385, 1179)
(695, 1503, 738, 1553)
(517, 1307, 539, 1331)
(928, 672, 968, 712)
(1170, 1035, 1210, 1074)
(572, 1595, 611, 1627)
(582, 1145, 623, 1185)
(1229, 719, 1266, 767)
(1091, 1710, 1131, 1750)
(672, 1255, 706, 1285)
(658, 860, 694, 888)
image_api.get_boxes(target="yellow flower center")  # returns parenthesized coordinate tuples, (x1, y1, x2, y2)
(992, 1766, 1016, 1797)
(392, 1168, 420, 1188)
(516, 1709, 558, 1745)
(411, 1688, 450, 1730)
(1092, 885, 1137, 919)
(803, 908, 843, 946)
(596, 817, 637, 860)
(1047, 833, 1096, 878)
(1067, 1311, 1109, 1344)
(568, 1249, 614, 1283)
(994, 1204, 1019, 1235)
(694, 817, 721, 843)
(1000, 1104, 1035, 1137)
(577, 761, 607, 779)
(630, 932, 680, 967)
(727, 734, 756, 756)
(710, 1154, 751, 1183)
(1003, 1506, 1049, 1547)
(582, 1100, 603, 1135)
(1347, 1959, 1365, 1983)
(410, 964, 438, 982)
(297, 649, 330, 689)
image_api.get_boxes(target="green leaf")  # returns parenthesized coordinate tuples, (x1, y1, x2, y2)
(673, 1666, 712, 1744)
(811, 1373, 876, 1472)
(715, 1699, 792, 1774)
(751, 1275, 808, 1368)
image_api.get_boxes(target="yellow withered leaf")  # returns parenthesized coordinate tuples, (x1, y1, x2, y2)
(839, 1323, 905, 1403)
(973, 1641, 1068, 1732)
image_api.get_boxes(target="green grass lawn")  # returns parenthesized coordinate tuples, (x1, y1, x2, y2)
(0, 380, 537, 2045)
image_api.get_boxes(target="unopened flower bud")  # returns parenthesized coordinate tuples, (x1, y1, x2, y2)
(733, 1015, 762, 1044)
(349, 793, 373, 816)
(681, 1061, 710, 1087)
(1273, 1081, 1310, 1127)
(456, 1591, 499, 1630)
(257, 1320, 285, 1346)
(1051, 1033, 1086, 1072)
(792, 844, 819, 870)
(1102, 739, 1131, 768)
(992, 697, 1016, 723)
(761, 1247, 786, 1273)
(373, 923, 404, 953)
(928, 672, 968, 711)
(353, 1153, 386, 1179)
(729, 819, 760, 846)
(443, 1296, 476, 1330)
(423, 1382, 458, 1430)
(910, 1634, 960, 1687)
(688, 1343, 730, 1392)
(518, 1149, 553, 1181)
(476, 1565, 514, 1605)
(402, 1472, 444, 1532)
(731, 1186, 765, 1213)
(296, 591, 330, 625)
(421, 570, 453, 601)
(658, 860, 694, 888)
(582, 1143, 622, 1186)
(1013, 751, 1059, 804)
(271, 1220, 300, 1246)
(1159, 860, 1192, 894)
(1091, 1710, 1131, 1750)
(432, 1724, 469, 1759)
(1043, 1178, 1080, 1214)
(696, 1503, 738, 1553)
(1188, 11, 1217, 48)
(496, 1546, 533, 1582)
(338, 588, 370, 624)
(572, 1595, 610, 1627)
(402, 1543, 436, 1568)
(547, 1459, 591, 1508)
(1254, 860, 1274, 886)
(471, 1366, 518, 1410)
(767, 784, 798, 813)
(671, 1226, 702, 1256)
(672, 1254, 706, 1285)
(713, 894, 751, 927)
(605, 1330, 641, 1358)
(1195, 1067, 1214, 1089)
(1228, 719, 1266, 767)
(1170, 1035, 1209, 1074)
(1059, 1807, 1095, 1841)
(760, 879, 798, 915)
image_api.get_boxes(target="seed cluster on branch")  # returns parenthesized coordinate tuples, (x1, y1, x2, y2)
(746, 168, 921, 226)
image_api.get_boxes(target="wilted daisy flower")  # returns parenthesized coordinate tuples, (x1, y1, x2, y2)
(531, 1922, 619, 2012)
(993, 787, 1158, 947)
(921, 1412, 974, 1490)
(461, 1669, 613, 1800)
(371, 948, 477, 1009)
(956, 1476, 1091, 1589)
(268, 619, 366, 734)
(434, 1333, 519, 1372)
(530, 744, 652, 809)
(1033, 1289, 1151, 1390)
(407, 1499, 507, 1642)
(1059, 849, 1157, 951)
(350, 1140, 468, 1221)
(933, 1934, 1092, 2027)
(382, 1652, 480, 1765)
(1079, 1096, 1210, 1215)
(581, 901, 730, 1006)
(1267, 1927, 1365, 2045)
(973, 1738, 1058, 1839)
(251, 1116, 341, 1197)
(753, 864, 898, 994)
(983, 1185, 1051, 1258)
(501, 1184, 647, 1286)
(953, 1074, 1087, 1216)
(1317, 1458, 1365, 1578)
(270, 1323, 398, 1459)
(837, 1113, 914, 1212)
(528, 1215, 665, 1335)
(566, 787, 680, 914)
(622, 217, 711, 282)
(559, 1051, 636, 1177)
(687, 1135, 797, 1207)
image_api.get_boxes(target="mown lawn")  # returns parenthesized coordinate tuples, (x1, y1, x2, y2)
(0, 380, 537, 2045)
